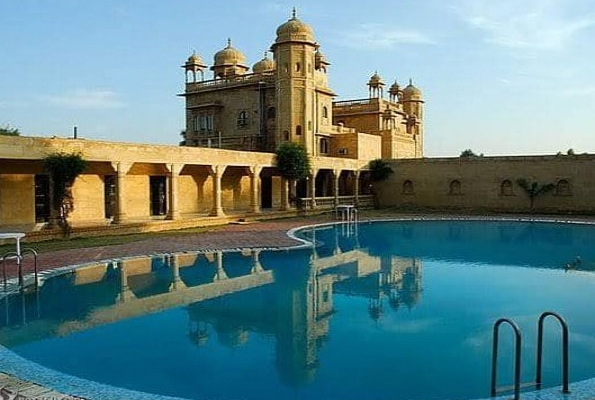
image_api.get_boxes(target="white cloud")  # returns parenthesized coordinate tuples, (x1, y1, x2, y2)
(459, 0, 595, 50)
(562, 85, 595, 97)
(334, 23, 435, 49)
(39, 89, 126, 110)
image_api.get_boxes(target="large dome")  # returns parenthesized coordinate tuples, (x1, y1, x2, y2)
(213, 39, 248, 68)
(275, 9, 315, 44)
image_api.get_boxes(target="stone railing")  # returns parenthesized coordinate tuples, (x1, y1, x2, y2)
(298, 195, 374, 210)
(186, 72, 275, 92)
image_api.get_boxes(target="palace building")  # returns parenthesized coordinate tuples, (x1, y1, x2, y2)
(180, 9, 424, 160)
(1, 11, 592, 236)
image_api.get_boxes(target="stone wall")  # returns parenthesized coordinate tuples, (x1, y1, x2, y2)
(0, 175, 35, 226)
(376, 155, 595, 214)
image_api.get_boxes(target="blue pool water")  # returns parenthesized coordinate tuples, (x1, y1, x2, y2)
(1, 220, 595, 400)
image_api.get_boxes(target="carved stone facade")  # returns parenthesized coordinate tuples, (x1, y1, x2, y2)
(180, 10, 423, 160)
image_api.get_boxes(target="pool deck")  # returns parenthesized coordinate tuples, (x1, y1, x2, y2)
(2, 210, 595, 400)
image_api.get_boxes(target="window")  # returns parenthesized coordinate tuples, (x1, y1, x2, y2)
(402, 180, 414, 195)
(295, 62, 301, 72)
(449, 180, 462, 195)
(267, 107, 276, 119)
(283, 130, 290, 141)
(322, 106, 328, 118)
(556, 179, 572, 196)
(237, 110, 248, 127)
(193, 116, 199, 132)
(34, 174, 50, 223)
(319, 138, 329, 154)
(296, 125, 302, 136)
(500, 180, 513, 196)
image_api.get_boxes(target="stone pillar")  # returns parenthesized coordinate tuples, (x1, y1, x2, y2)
(170, 254, 186, 291)
(354, 170, 361, 206)
(214, 251, 228, 281)
(333, 169, 340, 207)
(251, 250, 264, 274)
(118, 261, 135, 303)
(166, 163, 183, 220)
(280, 178, 290, 211)
(209, 165, 227, 217)
(249, 165, 262, 214)
(112, 162, 132, 224)
(309, 169, 317, 210)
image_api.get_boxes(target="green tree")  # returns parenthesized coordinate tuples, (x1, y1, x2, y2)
(566, 148, 575, 155)
(368, 159, 394, 208)
(516, 178, 555, 211)
(0, 124, 20, 136)
(275, 142, 310, 208)
(369, 159, 394, 182)
(44, 152, 88, 236)
(460, 149, 484, 158)
(275, 142, 311, 181)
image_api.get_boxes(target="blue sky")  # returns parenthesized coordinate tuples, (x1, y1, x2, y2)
(1, 0, 594, 156)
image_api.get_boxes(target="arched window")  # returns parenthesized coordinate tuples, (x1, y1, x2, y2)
(322, 106, 328, 118)
(449, 180, 462, 195)
(283, 130, 290, 141)
(295, 63, 301, 72)
(500, 180, 513, 196)
(296, 125, 302, 136)
(402, 180, 414, 195)
(267, 107, 276, 119)
(556, 179, 572, 196)
(237, 110, 248, 127)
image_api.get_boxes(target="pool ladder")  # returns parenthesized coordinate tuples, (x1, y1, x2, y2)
(1, 248, 39, 291)
(491, 311, 570, 400)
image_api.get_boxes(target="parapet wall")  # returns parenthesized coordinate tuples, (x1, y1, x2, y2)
(376, 155, 595, 214)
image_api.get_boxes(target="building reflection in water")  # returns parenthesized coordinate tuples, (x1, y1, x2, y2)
(0, 224, 423, 389)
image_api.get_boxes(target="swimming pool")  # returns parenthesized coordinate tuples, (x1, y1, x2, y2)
(1, 219, 595, 400)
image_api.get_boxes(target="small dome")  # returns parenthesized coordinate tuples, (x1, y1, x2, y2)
(213, 39, 248, 68)
(315, 49, 329, 64)
(403, 79, 423, 100)
(252, 52, 275, 73)
(183, 52, 207, 69)
(275, 9, 315, 44)
(368, 72, 385, 87)
(389, 80, 400, 95)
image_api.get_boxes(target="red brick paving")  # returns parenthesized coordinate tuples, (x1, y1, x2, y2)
(9, 216, 331, 278)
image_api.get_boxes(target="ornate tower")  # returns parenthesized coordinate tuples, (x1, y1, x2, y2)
(402, 79, 424, 157)
(271, 9, 318, 154)
(182, 52, 208, 83)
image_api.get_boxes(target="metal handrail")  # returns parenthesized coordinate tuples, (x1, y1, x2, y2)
(1, 248, 39, 291)
(491, 318, 522, 400)
(536, 311, 570, 393)
(21, 247, 39, 289)
(1, 251, 23, 289)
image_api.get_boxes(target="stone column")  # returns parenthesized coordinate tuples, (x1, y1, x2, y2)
(166, 163, 183, 220)
(333, 169, 340, 207)
(209, 165, 227, 217)
(280, 178, 290, 211)
(118, 260, 135, 302)
(214, 251, 228, 281)
(112, 162, 132, 224)
(309, 169, 317, 210)
(249, 165, 262, 214)
(354, 170, 361, 206)
(251, 250, 264, 274)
